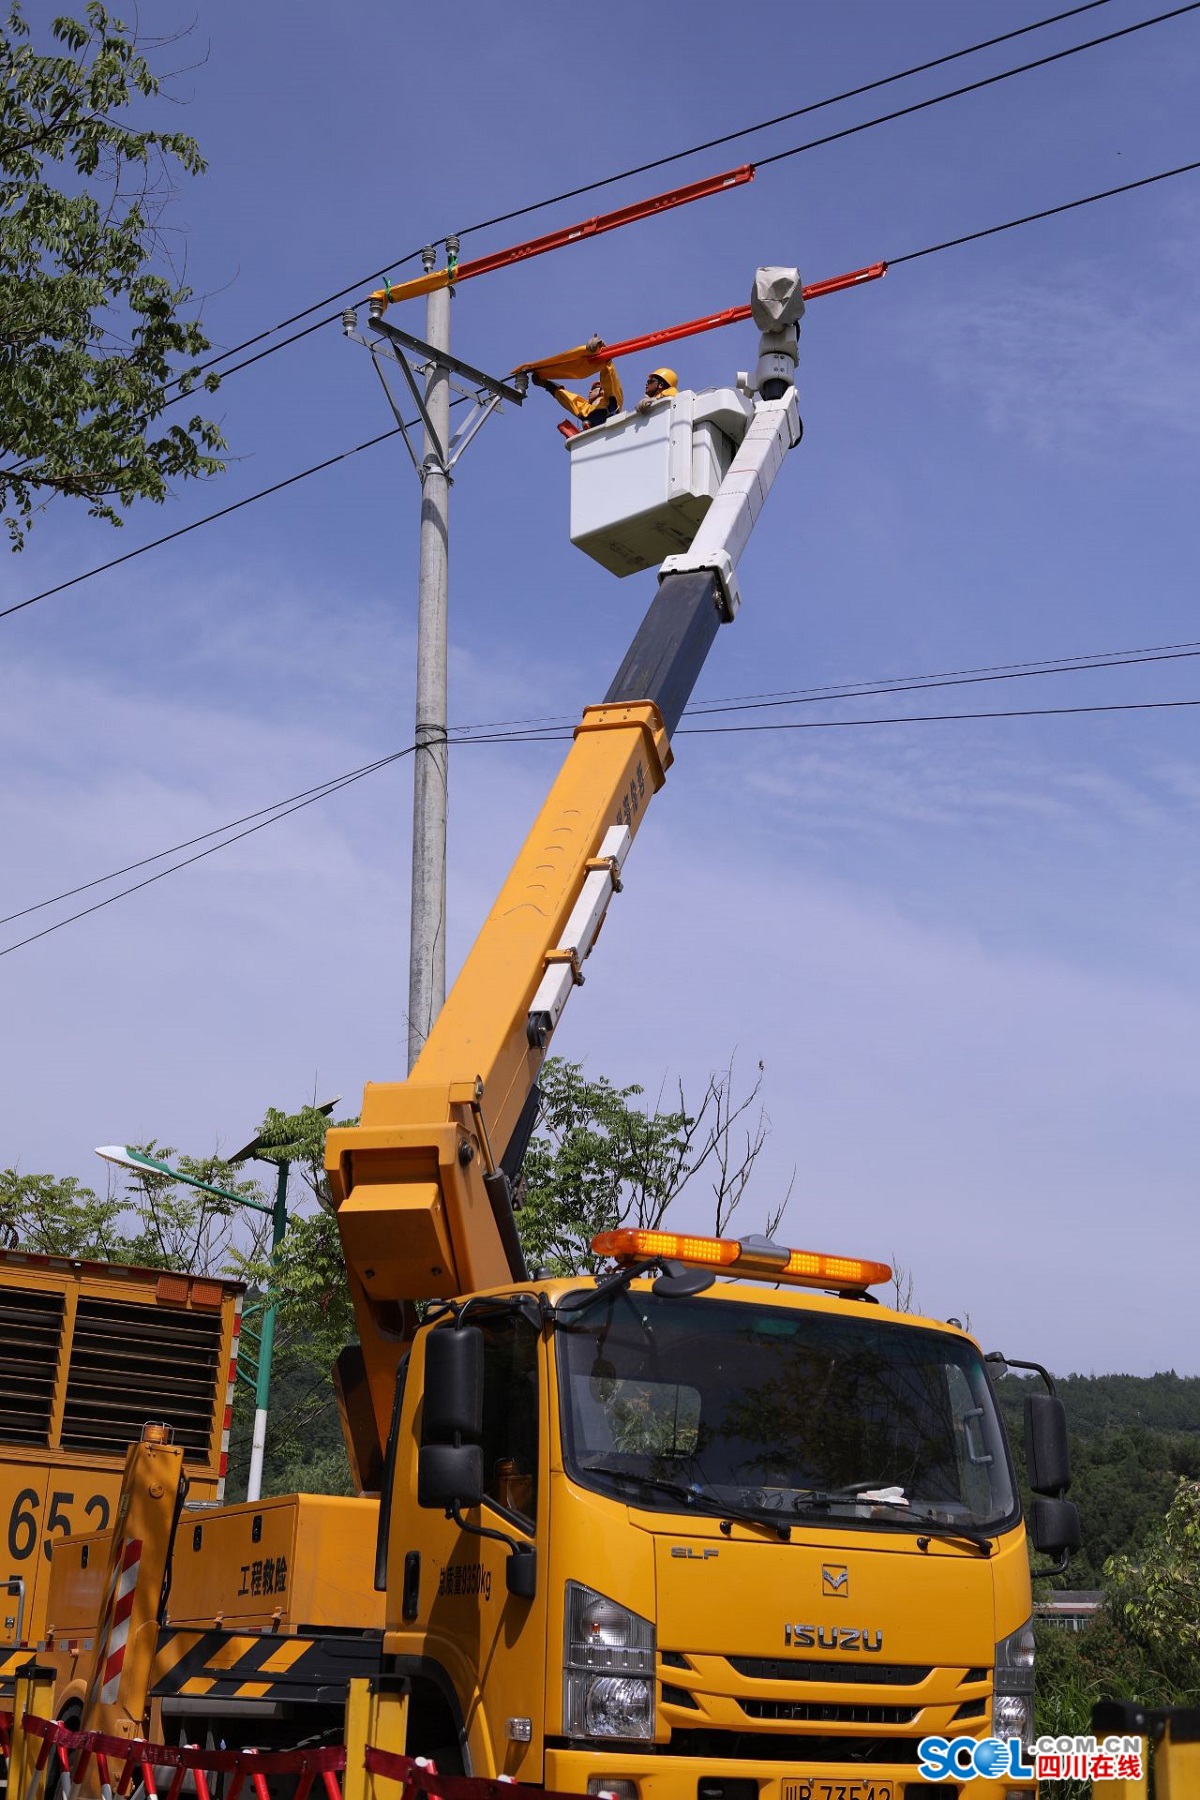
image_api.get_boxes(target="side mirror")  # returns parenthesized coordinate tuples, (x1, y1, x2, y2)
(1024, 1394, 1072, 1495)
(421, 1326, 484, 1447)
(1031, 1495, 1082, 1558)
(418, 1442, 484, 1511)
(418, 1326, 484, 1512)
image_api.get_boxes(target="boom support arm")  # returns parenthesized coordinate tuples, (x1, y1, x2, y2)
(327, 268, 807, 1452)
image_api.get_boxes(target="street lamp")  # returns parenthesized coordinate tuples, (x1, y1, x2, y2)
(96, 1096, 339, 1503)
(226, 1099, 339, 1503)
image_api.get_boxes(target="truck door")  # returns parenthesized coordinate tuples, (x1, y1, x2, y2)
(423, 1309, 548, 1780)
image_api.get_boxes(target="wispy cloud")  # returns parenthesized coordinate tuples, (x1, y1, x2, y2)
(911, 239, 1200, 456)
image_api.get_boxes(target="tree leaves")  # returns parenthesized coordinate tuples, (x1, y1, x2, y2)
(1107, 1479, 1200, 1683)
(0, 2, 224, 546)
(515, 1056, 785, 1275)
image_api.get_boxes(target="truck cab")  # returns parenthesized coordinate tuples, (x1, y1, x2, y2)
(384, 1237, 1050, 1800)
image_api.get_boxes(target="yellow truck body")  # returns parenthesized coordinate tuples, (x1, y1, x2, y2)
(11, 315, 1070, 1800)
(0, 1252, 241, 1663)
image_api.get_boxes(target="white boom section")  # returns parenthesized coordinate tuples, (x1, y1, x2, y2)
(527, 823, 632, 1044)
(657, 387, 801, 621)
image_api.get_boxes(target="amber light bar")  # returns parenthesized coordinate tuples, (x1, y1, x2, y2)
(591, 1228, 891, 1292)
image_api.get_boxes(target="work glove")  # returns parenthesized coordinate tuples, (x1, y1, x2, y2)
(636, 395, 654, 414)
(585, 335, 604, 354)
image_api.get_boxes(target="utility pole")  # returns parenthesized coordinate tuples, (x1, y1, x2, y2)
(408, 240, 455, 1070)
(342, 242, 524, 1071)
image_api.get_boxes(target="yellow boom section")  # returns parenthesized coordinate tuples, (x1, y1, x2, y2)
(326, 701, 670, 1438)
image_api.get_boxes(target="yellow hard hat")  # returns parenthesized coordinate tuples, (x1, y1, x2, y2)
(650, 367, 677, 387)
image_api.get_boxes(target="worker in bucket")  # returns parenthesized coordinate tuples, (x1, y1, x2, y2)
(532, 334, 623, 430)
(636, 367, 678, 413)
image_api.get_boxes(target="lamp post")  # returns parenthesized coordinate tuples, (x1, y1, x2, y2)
(96, 1098, 338, 1503)
(95, 1143, 275, 1495)
(225, 1099, 339, 1503)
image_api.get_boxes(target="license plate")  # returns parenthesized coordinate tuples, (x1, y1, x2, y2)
(782, 1783, 893, 1800)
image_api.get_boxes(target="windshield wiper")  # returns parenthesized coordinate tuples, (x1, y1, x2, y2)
(582, 1464, 791, 1540)
(911, 1515, 994, 1555)
(789, 1492, 993, 1554)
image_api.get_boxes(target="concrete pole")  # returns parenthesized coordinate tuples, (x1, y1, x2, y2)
(407, 239, 456, 1070)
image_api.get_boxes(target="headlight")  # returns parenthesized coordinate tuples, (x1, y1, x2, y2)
(994, 1617, 1036, 1754)
(564, 1582, 655, 1741)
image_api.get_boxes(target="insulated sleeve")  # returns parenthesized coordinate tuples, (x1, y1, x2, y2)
(550, 385, 590, 419)
(599, 361, 623, 412)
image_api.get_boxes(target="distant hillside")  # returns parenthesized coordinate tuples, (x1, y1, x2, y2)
(993, 1369, 1200, 1587)
(995, 1368, 1200, 1436)
(1053, 1371, 1200, 1436)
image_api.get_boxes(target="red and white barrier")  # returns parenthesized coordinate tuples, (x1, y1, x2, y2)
(18, 1714, 345, 1800)
(12, 1716, 593, 1800)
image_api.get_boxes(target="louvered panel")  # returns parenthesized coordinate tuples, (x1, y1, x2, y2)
(0, 1286, 64, 1444)
(61, 1297, 221, 1457)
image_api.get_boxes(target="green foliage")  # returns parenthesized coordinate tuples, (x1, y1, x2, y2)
(227, 1107, 359, 1381)
(0, 2, 224, 547)
(516, 1057, 780, 1275)
(1107, 1479, 1200, 1688)
(1066, 1429, 1200, 1586)
(994, 1373, 1200, 1587)
(0, 1167, 124, 1255)
(1054, 1370, 1200, 1436)
(0, 1145, 267, 1271)
(114, 1141, 270, 1273)
(517, 1061, 689, 1274)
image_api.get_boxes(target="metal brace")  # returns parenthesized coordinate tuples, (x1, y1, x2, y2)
(343, 312, 526, 488)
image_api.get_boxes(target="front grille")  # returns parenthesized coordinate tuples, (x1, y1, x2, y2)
(0, 1286, 64, 1444)
(668, 1730, 921, 1764)
(952, 1698, 987, 1721)
(740, 1699, 919, 1726)
(728, 1657, 932, 1687)
(61, 1297, 221, 1457)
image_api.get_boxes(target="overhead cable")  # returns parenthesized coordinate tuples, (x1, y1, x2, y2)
(754, 2, 1200, 171)
(0, 749, 416, 927)
(14, 633, 1199, 930)
(9, 687, 1200, 959)
(447, 695, 1200, 747)
(0, 426, 397, 622)
(453, 639, 1200, 736)
(158, 0, 1118, 398)
(10, 147, 1200, 624)
(677, 695, 1200, 734)
(0, 747, 418, 958)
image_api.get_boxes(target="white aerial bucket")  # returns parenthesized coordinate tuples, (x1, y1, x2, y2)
(566, 387, 753, 576)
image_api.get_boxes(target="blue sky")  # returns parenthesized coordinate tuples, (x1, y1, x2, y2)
(4, 0, 1200, 1375)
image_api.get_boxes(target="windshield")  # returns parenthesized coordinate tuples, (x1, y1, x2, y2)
(557, 1290, 1017, 1533)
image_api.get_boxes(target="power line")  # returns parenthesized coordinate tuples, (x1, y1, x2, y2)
(0, 747, 418, 959)
(9, 685, 1200, 959)
(891, 154, 1200, 264)
(755, 2, 1200, 172)
(452, 640, 1200, 737)
(16, 633, 1195, 930)
(675, 695, 1200, 734)
(0, 749, 414, 928)
(11, 140, 1200, 631)
(0, 426, 397, 623)
(161, 0, 1117, 397)
(687, 644, 1200, 716)
(447, 694, 1200, 746)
